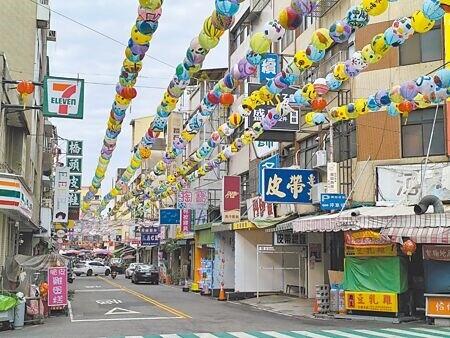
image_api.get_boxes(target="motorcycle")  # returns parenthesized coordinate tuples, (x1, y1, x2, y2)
(111, 270, 117, 279)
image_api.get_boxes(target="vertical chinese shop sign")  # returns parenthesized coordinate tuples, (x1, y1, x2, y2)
(222, 176, 241, 223)
(47, 267, 68, 307)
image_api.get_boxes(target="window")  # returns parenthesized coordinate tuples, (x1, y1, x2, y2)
(280, 29, 294, 51)
(400, 21, 442, 65)
(240, 171, 250, 202)
(302, 15, 315, 31)
(401, 107, 445, 157)
(331, 121, 357, 162)
(299, 136, 318, 169)
(230, 24, 250, 54)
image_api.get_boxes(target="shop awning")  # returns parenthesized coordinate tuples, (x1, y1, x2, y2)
(265, 220, 293, 233)
(252, 213, 297, 229)
(382, 227, 450, 244)
(292, 205, 450, 233)
(211, 222, 232, 233)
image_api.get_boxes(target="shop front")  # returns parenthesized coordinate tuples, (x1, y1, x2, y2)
(211, 222, 235, 295)
(193, 223, 214, 290)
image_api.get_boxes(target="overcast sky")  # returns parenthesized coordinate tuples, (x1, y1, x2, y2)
(47, 0, 228, 196)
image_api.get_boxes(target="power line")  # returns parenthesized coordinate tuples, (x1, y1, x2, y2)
(29, 0, 175, 69)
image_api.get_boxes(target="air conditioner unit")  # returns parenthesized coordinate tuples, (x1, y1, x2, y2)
(310, 182, 327, 205)
(36, 2, 50, 29)
(312, 150, 327, 169)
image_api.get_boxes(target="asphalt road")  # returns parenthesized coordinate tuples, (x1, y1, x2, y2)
(0, 275, 431, 338)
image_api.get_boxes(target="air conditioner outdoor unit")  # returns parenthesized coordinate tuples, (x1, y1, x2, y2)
(310, 182, 327, 205)
(313, 150, 327, 169)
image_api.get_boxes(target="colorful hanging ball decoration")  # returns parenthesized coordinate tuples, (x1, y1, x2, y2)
(313, 78, 329, 96)
(333, 62, 349, 81)
(325, 72, 342, 90)
(311, 97, 328, 111)
(361, 44, 382, 64)
(250, 32, 271, 54)
(411, 10, 435, 33)
(294, 50, 313, 70)
(17, 80, 35, 101)
(350, 51, 368, 71)
(139, 0, 163, 10)
(392, 17, 415, 40)
(329, 20, 352, 43)
(355, 98, 369, 115)
(387, 102, 400, 116)
(400, 81, 419, 101)
(416, 75, 436, 97)
(346, 5, 370, 29)
(398, 100, 414, 114)
(402, 239, 417, 256)
(120, 87, 137, 100)
(362, 0, 388, 16)
(279, 6, 302, 30)
(203, 16, 224, 39)
(311, 28, 332, 50)
(198, 31, 219, 50)
(302, 83, 317, 100)
(211, 10, 235, 30)
(264, 20, 286, 42)
(305, 44, 325, 62)
(292, 0, 318, 15)
(441, 0, 450, 13)
(383, 27, 405, 47)
(371, 33, 392, 55)
(138, 6, 162, 22)
(422, 0, 445, 21)
(215, 0, 240, 17)
(344, 59, 360, 78)
(219, 93, 234, 107)
(389, 85, 403, 103)
(375, 89, 391, 106)
(312, 112, 326, 125)
(434, 68, 450, 88)
(367, 95, 381, 111)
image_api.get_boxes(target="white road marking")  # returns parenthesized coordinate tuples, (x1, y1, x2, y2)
(228, 333, 259, 338)
(411, 328, 450, 336)
(70, 316, 182, 322)
(261, 331, 295, 338)
(323, 330, 367, 338)
(68, 300, 74, 322)
(292, 331, 331, 338)
(161, 334, 185, 338)
(353, 329, 405, 337)
(105, 307, 140, 315)
(383, 328, 439, 337)
(195, 333, 221, 338)
(76, 289, 123, 293)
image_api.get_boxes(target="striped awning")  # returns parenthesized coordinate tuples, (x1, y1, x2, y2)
(381, 227, 450, 244)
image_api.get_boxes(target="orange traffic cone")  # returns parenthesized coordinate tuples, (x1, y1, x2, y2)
(313, 298, 319, 314)
(218, 286, 226, 301)
(201, 282, 210, 296)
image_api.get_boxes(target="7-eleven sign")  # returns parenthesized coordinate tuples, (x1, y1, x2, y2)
(43, 76, 84, 119)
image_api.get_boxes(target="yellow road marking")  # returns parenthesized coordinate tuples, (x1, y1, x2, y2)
(97, 277, 192, 319)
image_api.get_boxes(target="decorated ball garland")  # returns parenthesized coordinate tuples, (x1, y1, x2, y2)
(110, 0, 425, 214)
(81, 0, 164, 213)
(99, 0, 245, 213)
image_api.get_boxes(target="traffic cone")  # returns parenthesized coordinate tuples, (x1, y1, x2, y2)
(218, 286, 226, 301)
(191, 282, 200, 293)
(182, 279, 189, 292)
(313, 297, 319, 314)
(201, 282, 210, 296)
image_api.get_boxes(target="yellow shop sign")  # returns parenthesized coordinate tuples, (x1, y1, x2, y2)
(345, 291, 398, 313)
(232, 221, 255, 230)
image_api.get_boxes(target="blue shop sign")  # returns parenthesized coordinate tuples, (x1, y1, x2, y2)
(262, 168, 317, 204)
(258, 154, 280, 195)
(141, 227, 160, 246)
(159, 208, 180, 225)
(259, 53, 279, 82)
(320, 193, 347, 211)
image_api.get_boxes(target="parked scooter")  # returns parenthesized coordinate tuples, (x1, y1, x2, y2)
(111, 270, 117, 279)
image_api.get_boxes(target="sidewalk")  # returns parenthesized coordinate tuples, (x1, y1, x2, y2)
(237, 295, 316, 319)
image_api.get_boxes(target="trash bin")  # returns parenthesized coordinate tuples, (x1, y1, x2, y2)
(14, 292, 26, 329)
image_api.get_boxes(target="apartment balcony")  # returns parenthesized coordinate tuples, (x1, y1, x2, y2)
(308, 0, 341, 17)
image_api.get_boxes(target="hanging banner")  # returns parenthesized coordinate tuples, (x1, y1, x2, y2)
(180, 209, 191, 232)
(69, 175, 82, 191)
(344, 230, 392, 247)
(67, 157, 82, 174)
(53, 167, 70, 223)
(222, 176, 241, 223)
(177, 189, 208, 210)
(262, 168, 317, 203)
(423, 245, 450, 261)
(376, 163, 450, 204)
(259, 53, 279, 82)
(159, 208, 181, 225)
(345, 291, 398, 313)
(43, 76, 84, 119)
(141, 227, 160, 246)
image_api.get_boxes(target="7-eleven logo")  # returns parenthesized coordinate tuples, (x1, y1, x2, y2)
(44, 76, 84, 119)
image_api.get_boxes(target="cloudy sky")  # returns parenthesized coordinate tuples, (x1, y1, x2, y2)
(47, 0, 229, 197)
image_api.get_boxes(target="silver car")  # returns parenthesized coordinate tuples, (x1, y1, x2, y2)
(125, 263, 142, 279)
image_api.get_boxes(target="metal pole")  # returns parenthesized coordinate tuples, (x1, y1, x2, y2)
(329, 118, 334, 163)
(256, 245, 260, 303)
(298, 248, 301, 298)
(338, 156, 371, 216)
(420, 104, 440, 199)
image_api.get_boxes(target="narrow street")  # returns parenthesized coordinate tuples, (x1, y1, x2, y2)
(1, 275, 446, 338)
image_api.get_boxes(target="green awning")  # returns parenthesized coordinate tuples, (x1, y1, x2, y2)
(197, 228, 214, 245)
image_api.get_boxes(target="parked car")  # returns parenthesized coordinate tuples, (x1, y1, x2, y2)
(74, 261, 111, 276)
(131, 264, 159, 284)
(109, 258, 125, 274)
(125, 263, 142, 279)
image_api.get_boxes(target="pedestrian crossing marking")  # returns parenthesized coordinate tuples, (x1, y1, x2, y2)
(108, 327, 450, 338)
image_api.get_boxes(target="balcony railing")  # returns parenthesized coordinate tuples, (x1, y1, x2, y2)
(251, 0, 271, 13)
